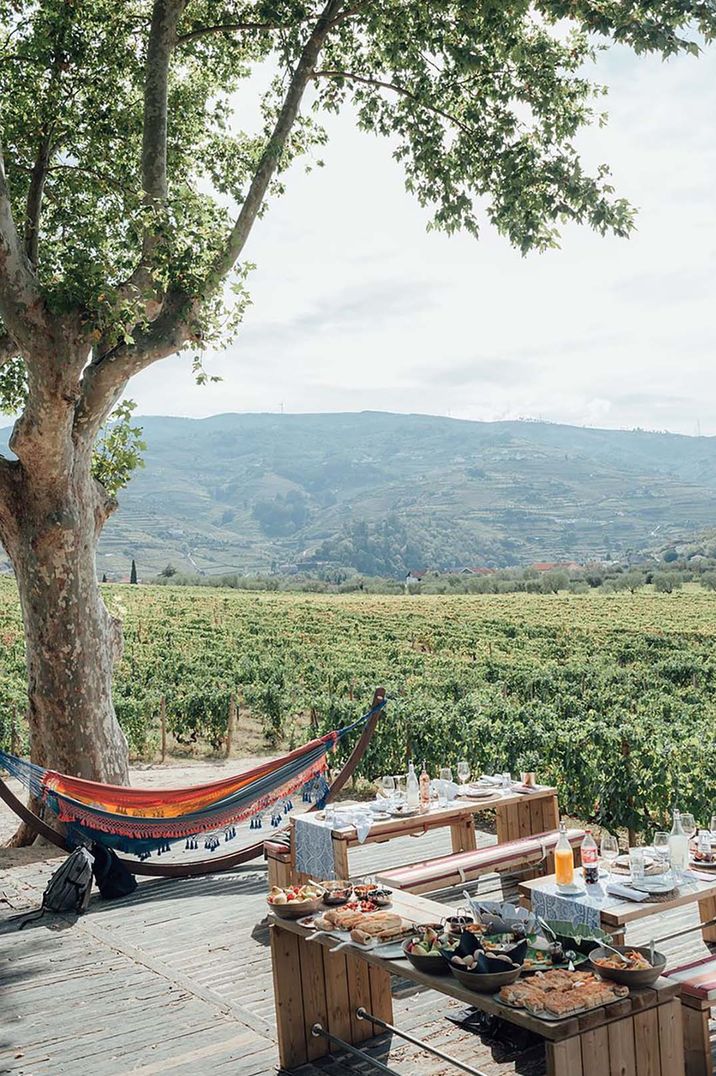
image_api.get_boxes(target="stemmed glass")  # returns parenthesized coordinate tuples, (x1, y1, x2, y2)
(600, 834, 619, 880)
(457, 761, 470, 788)
(439, 766, 453, 806)
(381, 775, 395, 802)
(682, 814, 696, 840)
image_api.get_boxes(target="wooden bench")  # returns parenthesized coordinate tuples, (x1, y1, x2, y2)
(666, 955, 716, 1076)
(375, 828, 585, 894)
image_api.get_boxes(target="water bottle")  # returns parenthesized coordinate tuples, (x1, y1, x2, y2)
(406, 762, 419, 809)
(669, 810, 689, 875)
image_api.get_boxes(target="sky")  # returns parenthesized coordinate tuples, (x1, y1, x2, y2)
(131, 37, 716, 436)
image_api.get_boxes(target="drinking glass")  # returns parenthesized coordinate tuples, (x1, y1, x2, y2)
(439, 767, 453, 806)
(682, 813, 696, 840)
(653, 831, 670, 871)
(629, 847, 645, 884)
(457, 761, 470, 787)
(711, 814, 716, 838)
(501, 772, 512, 790)
(600, 834, 619, 879)
(381, 775, 395, 801)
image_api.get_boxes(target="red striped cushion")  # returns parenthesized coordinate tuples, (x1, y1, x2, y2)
(667, 956, 716, 1000)
(264, 840, 291, 860)
(377, 828, 584, 890)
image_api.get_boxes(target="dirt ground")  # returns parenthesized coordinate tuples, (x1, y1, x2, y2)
(0, 754, 277, 870)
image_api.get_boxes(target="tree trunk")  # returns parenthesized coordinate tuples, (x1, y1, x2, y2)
(5, 465, 128, 784)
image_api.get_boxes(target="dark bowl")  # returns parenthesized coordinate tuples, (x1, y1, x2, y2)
(589, 945, 666, 988)
(482, 935, 529, 966)
(449, 962, 522, 993)
(402, 939, 452, 975)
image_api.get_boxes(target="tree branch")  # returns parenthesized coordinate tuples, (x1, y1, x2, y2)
(74, 289, 193, 446)
(205, 0, 346, 291)
(24, 130, 53, 268)
(75, 0, 347, 443)
(143, 0, 188, 210)
(175, 20, 285, 45)
(312, 70, 472, 134)
(0, 140, 47, 353)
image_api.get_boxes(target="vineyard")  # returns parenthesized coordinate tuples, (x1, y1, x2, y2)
(2, 577, 716, 838)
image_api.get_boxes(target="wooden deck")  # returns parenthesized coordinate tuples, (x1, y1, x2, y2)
(1, 828, 714, 1075)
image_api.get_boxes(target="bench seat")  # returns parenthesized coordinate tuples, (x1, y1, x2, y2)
(375, 828, 585, 894)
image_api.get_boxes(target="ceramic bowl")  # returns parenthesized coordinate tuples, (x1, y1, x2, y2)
(589, 945, 666, 988)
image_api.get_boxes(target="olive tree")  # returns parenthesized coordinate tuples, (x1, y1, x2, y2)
(0, 0, 713, 787)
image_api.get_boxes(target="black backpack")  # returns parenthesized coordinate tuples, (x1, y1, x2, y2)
(91, 842, 137, 900)
(18, 846, 94, 928)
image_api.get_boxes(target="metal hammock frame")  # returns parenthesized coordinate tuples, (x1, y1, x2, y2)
(0, 687, 386, 879)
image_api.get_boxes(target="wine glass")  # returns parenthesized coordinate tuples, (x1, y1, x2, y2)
(457, 761, 470, 788)
(600, 834, 619, 880)
(381, 775, 395, 802)
(682, 813, 696, 840)
(438, 767, 453, 806)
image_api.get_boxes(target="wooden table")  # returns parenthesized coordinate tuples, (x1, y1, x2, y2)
(519, 871, 716, 947)
(269, 889, 685, 1076)
(290, 785, 559, 883)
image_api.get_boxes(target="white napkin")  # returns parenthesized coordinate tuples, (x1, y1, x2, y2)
(606, 882, 649, 902)
(477, 775, 503, 787)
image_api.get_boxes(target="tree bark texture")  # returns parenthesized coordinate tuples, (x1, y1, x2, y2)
(0, 451, 128, 783)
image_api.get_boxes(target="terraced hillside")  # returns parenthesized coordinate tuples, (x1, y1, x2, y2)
(2, 412, 716, 576)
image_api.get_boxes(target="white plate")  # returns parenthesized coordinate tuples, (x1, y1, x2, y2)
(631, 875, 675, 894)
(388, 805, 419, 817)
(690, 857, 716, 869)
(461, 787, 502, 800)
(555, 882, 586, 896)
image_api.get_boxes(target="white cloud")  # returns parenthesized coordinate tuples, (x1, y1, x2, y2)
(131, 41, 716, 435)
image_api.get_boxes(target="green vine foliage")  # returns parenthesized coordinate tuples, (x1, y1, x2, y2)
(3, 582, 716, 836)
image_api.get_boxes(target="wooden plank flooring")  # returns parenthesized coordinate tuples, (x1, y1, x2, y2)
(1, 829, 714, 1075)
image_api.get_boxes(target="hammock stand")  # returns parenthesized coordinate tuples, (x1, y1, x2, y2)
(0, 687, 386, 879)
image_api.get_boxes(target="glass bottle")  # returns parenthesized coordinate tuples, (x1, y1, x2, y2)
(419, 760, 431, 812)
(406, 761, 419, 809)
(669, 810, 689, 875)
(581, 831, 599, 885)
(555, 822, 575, 887)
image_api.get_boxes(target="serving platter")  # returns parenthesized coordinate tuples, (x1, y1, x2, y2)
(499, 990, 627, 1023)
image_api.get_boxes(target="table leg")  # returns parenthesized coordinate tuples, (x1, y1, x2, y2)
(450, 815, 477, 854)
(547, 1001, 684, 1076)
(332, 837, 351, 881)
(681, 1001, 713, 1076)
(270, 924, 393, 1069)
(698, 894, 716, 944)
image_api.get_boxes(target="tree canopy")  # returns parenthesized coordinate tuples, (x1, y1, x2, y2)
(1, 0, 714, 431)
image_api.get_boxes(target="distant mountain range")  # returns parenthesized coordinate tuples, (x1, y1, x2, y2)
(2, 411, 716, 577)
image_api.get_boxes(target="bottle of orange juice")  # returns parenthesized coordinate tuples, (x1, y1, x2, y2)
(554, 822, 574, 887)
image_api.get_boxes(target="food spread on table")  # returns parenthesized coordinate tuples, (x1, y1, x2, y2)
(500, 969, 629, 1018)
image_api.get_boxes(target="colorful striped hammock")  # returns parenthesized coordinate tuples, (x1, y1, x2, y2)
(0, 697, 386, 859)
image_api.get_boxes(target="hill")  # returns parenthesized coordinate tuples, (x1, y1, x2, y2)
(3, 411, 716, 576)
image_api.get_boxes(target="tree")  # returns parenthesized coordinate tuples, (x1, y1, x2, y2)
(130, 559, 138, 585)
(0, 1, 714, 788)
